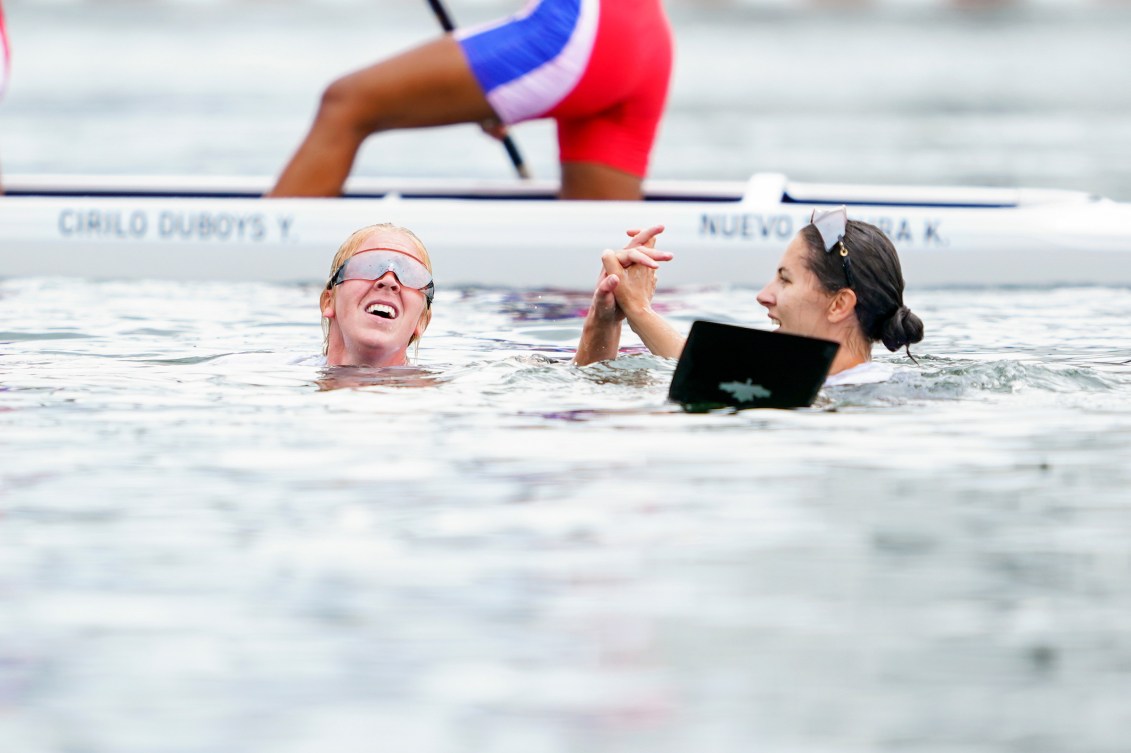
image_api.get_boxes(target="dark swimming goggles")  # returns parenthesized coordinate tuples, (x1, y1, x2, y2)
(329, 248, 435, 304)
(810, 205, 855, 289)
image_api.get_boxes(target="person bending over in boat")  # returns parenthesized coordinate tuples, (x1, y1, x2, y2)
(268, 0, 673, 201)
(574, 207, 925, 386)
(319, 222, 435, 367)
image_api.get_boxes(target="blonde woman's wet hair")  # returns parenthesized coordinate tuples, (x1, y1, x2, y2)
(320, 223, 434, 358)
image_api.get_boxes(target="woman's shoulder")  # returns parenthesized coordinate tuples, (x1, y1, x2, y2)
(824, 360, 895, 387)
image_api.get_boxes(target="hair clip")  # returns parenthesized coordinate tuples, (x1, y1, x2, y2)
(810, 206, 848, 252)
(809, 205, 854, 288)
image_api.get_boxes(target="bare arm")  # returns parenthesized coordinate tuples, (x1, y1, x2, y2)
(574, 268, 625, 366)
(608, 258, 687, 360)
(624, 309, 687, 360)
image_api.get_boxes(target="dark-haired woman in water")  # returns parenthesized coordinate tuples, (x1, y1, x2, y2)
(575, 206, 924, 386)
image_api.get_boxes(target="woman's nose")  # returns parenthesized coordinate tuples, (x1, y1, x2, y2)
(756, 284, 773, 307)
(373, 271, 400, 288)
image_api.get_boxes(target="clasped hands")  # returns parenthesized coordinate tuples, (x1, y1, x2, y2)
(589, 225, 672, 326)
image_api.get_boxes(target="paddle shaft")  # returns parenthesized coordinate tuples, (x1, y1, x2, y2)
(425, 0, 531, 179)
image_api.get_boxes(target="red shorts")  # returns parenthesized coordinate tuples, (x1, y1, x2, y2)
(458, 0, 673, 177)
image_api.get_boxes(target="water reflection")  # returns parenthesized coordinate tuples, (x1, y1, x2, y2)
(315, 365, 449, 392)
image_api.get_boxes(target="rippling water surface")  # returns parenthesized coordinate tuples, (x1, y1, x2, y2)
(3, 280, 1131, 753)
(4, 1, 1131, 751)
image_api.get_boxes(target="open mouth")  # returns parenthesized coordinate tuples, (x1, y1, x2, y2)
(366, 303, 397, 320)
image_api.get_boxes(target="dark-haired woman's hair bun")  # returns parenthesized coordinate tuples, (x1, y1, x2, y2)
(880, 305, 924, 353)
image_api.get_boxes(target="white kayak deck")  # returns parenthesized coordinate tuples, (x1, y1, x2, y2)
(2, 173, 1129, 289)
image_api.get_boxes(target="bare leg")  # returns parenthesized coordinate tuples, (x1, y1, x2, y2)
(560, 162, 643, 201)
(268, 36, 648, 200)
(268, 36, 498, 197)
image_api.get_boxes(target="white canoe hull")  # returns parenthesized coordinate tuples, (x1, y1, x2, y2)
(3, 173, 1131, 289)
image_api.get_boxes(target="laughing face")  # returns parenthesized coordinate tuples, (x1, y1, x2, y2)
(321, 227, 433, 367)
(755, 234, 837, 339)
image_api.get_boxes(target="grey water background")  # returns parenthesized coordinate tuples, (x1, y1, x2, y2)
(4, 1, 1131, 752)
(3, 0, 1131, 200)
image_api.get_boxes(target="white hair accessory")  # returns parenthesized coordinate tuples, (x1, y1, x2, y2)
(810, 205, 848, 252)
(808, 205, 854, 288)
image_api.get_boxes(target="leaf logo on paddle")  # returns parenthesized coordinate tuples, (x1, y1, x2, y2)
(718, 379, 772, 403)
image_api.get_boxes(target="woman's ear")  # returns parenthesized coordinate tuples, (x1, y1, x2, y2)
(826, 288, 857, 323)
(320, 288, 336, 319)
